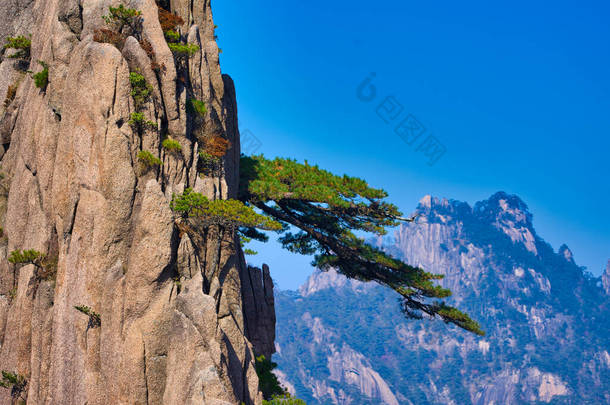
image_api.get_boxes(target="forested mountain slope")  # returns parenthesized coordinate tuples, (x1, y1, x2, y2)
(275, 192, 610, 404)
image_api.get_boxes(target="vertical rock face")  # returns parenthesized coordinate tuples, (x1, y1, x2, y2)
(0, 0, 273, 404)
(241, 264, 276, 361)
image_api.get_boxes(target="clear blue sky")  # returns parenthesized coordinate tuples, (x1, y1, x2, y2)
(213, 0, 610, 290)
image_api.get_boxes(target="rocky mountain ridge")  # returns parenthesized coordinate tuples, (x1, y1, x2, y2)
(0, 0, 273, 403)
(274, 192, 610, 404)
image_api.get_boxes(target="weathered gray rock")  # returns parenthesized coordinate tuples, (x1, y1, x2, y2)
(242, 262, 276, 360)
(0, 0, 274, 404)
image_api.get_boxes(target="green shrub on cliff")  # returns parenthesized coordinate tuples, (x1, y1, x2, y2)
(198, 150, 218, 165)
(129, 112, 157, 131)
(137, 150, 162, 170)
(164, 30, 180, 43)
(197, 150, 220, 176)
(187, 98, 207, 117)
(8, 249, 45, 266)
(32, 61, 49, 90)
(168, 43, 199, 58)
(171, 188, 281, 231)
(129, 72, 152, 110)
(254, 356, 306, 404)
(74, 305, 101, 328)
(3, 35, 31, 60)
(0, 370, 27, 400)
(162, 138, 182, 154)
(8, 249, 58, 281)
(263, 395, 306, 405)
(103, 4, 142, 36)
(255, 355, 287, 400)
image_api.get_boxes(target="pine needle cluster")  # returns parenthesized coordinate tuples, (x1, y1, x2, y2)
(0, 370, 27, 399)
(3, 35, 31, 60)
(238, 155, 484, 335)
(171, 188, 282, 231)
(74, 305, 101, 328)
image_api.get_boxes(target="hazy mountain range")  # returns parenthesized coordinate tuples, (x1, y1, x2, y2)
(273, 192, 610, 404)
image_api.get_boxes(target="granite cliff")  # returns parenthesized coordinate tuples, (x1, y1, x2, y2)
(0, 0, 274, 403)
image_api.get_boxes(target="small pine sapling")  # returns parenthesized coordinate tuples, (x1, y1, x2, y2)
(3, 35, 31, 60)
(137, 150, 162, 171)
(198, 150, 220, 175)
(31, 61, 49, 90)
(187, 98, 207, 117)
(255, 355, 288, 400)
(162, 138, 182, 154)
(164, 30, 180, 43)
(8, 249, 45, 268)
(8, 249, 57, 281)
(74, 305, 101, 328)
(102, 5, 142, 37)
(0, 370, 27, 400)
(168, 43, 199, 58)
(129, 112, 157, 131)
(129, 72, 153, 110)
(262, 395, 306, 405)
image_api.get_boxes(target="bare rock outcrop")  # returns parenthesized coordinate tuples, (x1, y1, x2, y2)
(241, 263, 276, 361)
(0, 0, 274, 404)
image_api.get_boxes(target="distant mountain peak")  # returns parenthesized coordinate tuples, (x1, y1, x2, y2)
(474, 192, 538, 255)
(416, 192, 539, 255)
(276, 192, 610, 405)
(299, 269, 373, 297)
(559, 244, 575, 263)
(415, 195, 472, 222)
(419, 195, 449, 208)
(474, 191, 533, 226)
(603, 260, 610, 295)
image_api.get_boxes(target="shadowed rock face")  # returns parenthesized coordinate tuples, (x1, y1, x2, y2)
(0, 0, 273, 404)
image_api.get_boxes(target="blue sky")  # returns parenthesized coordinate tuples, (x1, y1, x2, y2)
(213, 0, 610, 290)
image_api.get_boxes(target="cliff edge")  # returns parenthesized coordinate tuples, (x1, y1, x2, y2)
(0, 0, 274, 403)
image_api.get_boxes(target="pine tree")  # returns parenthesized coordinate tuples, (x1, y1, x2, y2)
(239, 155, 484, 335)
(171, 188, 282, 288)
(171, 155, 483, 335)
